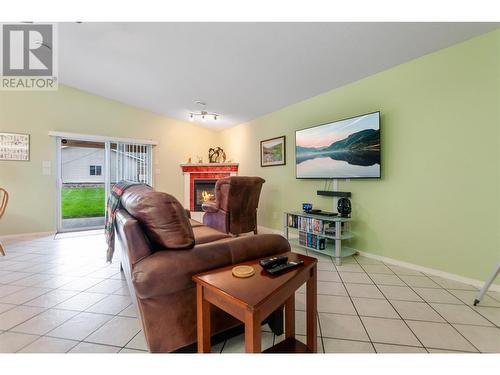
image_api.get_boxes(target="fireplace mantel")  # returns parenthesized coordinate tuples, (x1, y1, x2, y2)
(181, 163, 239, 212)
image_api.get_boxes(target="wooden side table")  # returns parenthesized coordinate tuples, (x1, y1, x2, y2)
(192, 252, 317, 353)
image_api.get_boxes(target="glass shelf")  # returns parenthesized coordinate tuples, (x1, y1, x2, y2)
(288, 238, 357, 259)
(288, 228, 354, 240)
(286, 211, 352, 222)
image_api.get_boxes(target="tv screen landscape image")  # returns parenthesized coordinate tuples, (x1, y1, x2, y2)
(296, 112, 381, 179)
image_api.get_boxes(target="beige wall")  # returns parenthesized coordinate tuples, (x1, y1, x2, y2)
(0, 85, 218, 235)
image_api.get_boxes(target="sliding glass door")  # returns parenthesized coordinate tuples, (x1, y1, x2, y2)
(56, 138, 153, 233)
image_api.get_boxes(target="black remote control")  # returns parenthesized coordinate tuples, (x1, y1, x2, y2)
(266, 260, 304, 275)
(260, 255, 288, 269)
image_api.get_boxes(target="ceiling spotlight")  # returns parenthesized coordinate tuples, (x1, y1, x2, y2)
(188, 101, 220, 122)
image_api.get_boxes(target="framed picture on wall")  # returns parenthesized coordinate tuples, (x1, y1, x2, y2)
(260, 135, 286, 167)
(0, 132, 30, 161)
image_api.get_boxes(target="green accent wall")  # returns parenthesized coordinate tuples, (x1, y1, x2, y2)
(220, 29, 500, 284)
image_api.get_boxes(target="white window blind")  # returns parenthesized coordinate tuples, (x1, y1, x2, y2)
(115, 142, 153, 185)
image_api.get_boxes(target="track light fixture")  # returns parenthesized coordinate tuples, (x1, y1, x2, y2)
(189, 101, 220, 122)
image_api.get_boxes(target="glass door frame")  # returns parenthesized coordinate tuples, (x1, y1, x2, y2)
(56, 137, 112, 233)
(53, 132, 155, 233)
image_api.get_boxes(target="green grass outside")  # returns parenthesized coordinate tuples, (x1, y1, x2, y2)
(61, 187, 105, 219)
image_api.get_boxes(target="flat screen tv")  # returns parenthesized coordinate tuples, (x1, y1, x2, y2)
(295, 111, 381, 179)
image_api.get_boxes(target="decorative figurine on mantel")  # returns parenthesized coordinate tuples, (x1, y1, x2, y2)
(187, 157, 192, 164)
(196, 155, 203, 163)
(208, 147, 226, 163)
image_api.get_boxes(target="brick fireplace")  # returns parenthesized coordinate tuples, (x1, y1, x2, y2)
(180, 163, 239, 213)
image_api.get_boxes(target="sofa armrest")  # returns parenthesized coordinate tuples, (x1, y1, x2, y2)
(131, 234, 290, 299)
(201, 200, 218, 213)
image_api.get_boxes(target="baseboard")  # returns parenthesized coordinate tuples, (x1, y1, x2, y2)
(257, 225, 285, 236)
(0, 231, 56, 241)
(356, 250, 500, 292)
(258, 225, 500, 292)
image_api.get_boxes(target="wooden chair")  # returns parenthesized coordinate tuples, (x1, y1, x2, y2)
(0, 188, 8, 256)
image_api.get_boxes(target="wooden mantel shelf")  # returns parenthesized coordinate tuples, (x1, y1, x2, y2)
(180, 163, 239, 167)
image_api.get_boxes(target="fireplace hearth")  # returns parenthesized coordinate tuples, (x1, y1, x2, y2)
(193, 180, 216, 211)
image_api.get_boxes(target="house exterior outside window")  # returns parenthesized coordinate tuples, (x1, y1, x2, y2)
(90, 165, 102, 176)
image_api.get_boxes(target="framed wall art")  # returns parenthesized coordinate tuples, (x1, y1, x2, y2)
(260, 135, 286, 167)
(0, 132, 30, 161)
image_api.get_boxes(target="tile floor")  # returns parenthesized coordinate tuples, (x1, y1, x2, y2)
(0, 232, 499, 353)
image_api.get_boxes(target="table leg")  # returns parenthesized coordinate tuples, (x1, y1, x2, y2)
(306, 265, 317, 353)
(285, 296, 295, 338)
(244, 310, 261, 353)
(197, 284, 211, 353)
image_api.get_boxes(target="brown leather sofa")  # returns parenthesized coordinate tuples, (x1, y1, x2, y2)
(202, 176, 265, 235)
(114, 184, 290, 352)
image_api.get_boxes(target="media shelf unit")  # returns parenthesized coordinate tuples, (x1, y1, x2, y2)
(283, 211, 357, 265)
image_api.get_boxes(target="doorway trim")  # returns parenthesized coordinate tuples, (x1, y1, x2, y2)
(53, 132, 156, 233)
(48, 131, 158, 145)
(55, 137, 107, 233)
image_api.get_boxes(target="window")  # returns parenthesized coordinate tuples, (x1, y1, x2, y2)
(90, 165, 102, 176)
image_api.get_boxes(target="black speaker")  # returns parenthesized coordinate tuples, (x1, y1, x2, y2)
(337, 198, 351, 218)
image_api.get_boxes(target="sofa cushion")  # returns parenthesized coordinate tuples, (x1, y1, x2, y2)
(121, 189, 195, 250)
(189, 218, 204, 228)
(192, 225, 231, 244)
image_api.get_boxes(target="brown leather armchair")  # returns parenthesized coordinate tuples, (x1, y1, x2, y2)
(202, 176, 265, 235)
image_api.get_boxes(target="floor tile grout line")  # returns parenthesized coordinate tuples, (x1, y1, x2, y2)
(352, 256, 428, 352)
(304, 250, 336, 353)
(316, 310, 326, 353)
(40, 311, 124, 347)
(14, 334, 80, 353)
(2, 238, 497, 353)
(466, 307, 500, 329)
(18, 270, 126, 314)
(295, 287, 500, 308)
(293, 305, 497, 328)
(393, 283, 484, 352)
(430, 300, 499, 329)
(122, 328, 146, 351)
(0, 262, 129, 334)
(300, 249, 500, 353)
(360, 261, 496, 309)
(417, 270, 500, 327)
(5, 303, 136, 331)
(3, 286, 132, 339)
(378, 260, 483, 353)
(4, 307, 81, 337)
(329, 254, 378, 354)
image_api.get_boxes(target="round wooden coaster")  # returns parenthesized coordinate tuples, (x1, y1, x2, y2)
(232, 265, 255, 278)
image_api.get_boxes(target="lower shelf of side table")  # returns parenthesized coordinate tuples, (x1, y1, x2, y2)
(263, 337, 313, 353)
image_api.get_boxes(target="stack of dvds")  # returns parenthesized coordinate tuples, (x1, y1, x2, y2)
(287, 214, 299, 228)
(298, 216, 324, 234)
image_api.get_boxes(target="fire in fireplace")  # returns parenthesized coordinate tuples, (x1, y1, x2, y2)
(193, 179, 216, 211)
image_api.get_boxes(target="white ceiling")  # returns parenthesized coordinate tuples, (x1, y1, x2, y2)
(58, 23, 498, 130)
